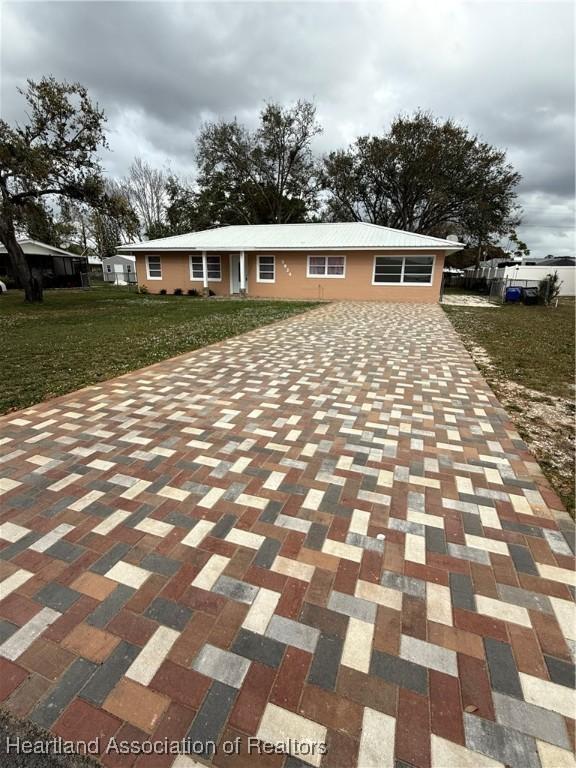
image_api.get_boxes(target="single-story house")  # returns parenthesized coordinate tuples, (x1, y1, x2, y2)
(118, 222, 463, 302)
(102, 254, 137, 285)
(0, 238, 87, 288)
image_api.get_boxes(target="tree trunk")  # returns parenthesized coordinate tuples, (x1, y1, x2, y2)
(474, 241, 483, 269)
(0, 220, 43, 302)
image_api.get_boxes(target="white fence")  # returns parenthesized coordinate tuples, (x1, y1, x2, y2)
(470, 265, 575, 296)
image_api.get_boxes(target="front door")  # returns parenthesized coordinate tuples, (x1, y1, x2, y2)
(230, 254, 240, 293)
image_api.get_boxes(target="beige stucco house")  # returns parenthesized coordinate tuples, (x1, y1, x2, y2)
(118, 222, 463, 302)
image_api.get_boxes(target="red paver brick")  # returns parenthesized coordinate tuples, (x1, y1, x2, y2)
(101, 723, 149, 768)
(229, 661, 276, 735)
(336, 666, 397, 716)
(0, 658, 28, 701)
(458, 653, 495, 721)
(430, 669, 465, 745)
(508, 622, 548, 679)
(53, 698, 121, 749)
(0, 593, 42, 625)
(395, 688, 431, 768)
(18, 637, 75, 680)
(270, 646, 311, 711)
(107, 609, 158, 646)
(134, 702, 195, 768)
(5, 673, 51, 717)
(275, 577, 308, 619)
(150, 660, 211, 710)
(299, 685, 363, 740)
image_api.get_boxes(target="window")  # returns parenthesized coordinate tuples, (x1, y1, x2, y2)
(373, 255, 434, 285)
(106, 265, 112, 273)
(190, 255, 222, 281)
(126, 265, 132, 273)
(146, 255, 162, 279)
(307, 255, 345, 278)
(257, 255, 275, 282)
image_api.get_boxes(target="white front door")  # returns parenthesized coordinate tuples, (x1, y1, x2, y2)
(230, 254, 241, 293)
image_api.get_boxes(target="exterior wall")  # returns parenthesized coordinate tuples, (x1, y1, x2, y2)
(135, 250, 445, 302)
(135, 252, 231, 296)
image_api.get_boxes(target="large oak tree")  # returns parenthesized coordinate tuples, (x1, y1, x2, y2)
(0, 77, 131, 301)
(321, 111, 521, 261)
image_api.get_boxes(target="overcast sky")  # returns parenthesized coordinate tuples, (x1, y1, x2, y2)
(1, 0, 574, 256)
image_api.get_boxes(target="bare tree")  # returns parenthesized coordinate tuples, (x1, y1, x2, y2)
(121, 158, 167, 238)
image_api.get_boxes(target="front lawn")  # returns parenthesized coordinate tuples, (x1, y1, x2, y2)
(0, 288, 319, 414)
(444, 299, 575, 515)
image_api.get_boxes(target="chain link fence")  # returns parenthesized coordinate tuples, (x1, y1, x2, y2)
(488, 277, 546, 304)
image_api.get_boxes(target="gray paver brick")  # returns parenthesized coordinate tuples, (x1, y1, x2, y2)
(380, 571, 425, 600)
(484, 637, 523, 699)
(80, 641, 140, 706)
(29, 658, 98, 728)
(493, 691, 571, 750)
(35, 583, 81, 612)
(144, 597, 193, 631)
(192, 644, 250, 689)
(231, 628, 286, 668)
(464, 712, 541, 768)
(327, 591, 377, 623)
(186, 682, 237, 756)
(307, 632, 343, 690)
(370, 650, 428, 695)
(266, 615, 320, 653)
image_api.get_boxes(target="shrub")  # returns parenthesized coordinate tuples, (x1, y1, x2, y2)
(208, 289, 216, 297)
(138, 284, 149, 295)
(188, 289, 200, 297)
(539, 271, 563, 305)
(174, 288, 183, 296)
(159, 289, 167, 295)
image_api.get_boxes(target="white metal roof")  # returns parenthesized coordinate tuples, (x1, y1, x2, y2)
(0, 239, 82, 259)
(118, 222, 464, 253)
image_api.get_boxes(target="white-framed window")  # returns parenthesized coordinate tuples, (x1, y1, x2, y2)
(106, 264, 112, 273)
(126, 265, 132, 273)
(373, 255, 435, 285)
(190, 254, 222, 281)
(307, 255, 346, 278)
(257, 255, 275, 283)
(146, 255, 162, 280)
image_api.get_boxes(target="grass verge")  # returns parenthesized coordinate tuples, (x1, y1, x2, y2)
(444, 299, 575, 516)
(0, 287, 319, 415)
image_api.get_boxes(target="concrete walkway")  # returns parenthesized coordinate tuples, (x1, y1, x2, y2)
(0, 302, 574, 768)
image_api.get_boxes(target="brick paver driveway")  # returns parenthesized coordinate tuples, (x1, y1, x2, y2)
(0, 302, 574, 768)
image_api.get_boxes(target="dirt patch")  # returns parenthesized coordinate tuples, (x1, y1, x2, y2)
(468, 341, 575, 515)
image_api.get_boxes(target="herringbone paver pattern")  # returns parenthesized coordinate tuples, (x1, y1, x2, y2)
(0, 302, 574, 768)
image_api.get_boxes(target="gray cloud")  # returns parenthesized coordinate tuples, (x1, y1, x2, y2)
(1, 0, 574, 256)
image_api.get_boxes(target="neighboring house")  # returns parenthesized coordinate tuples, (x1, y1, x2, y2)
(102, 254, 136, 285)
(87, 253, 103, 276)
(0, 238, 87, 288)
(118, 222, 462, 302)
(538, 256, 576, 267)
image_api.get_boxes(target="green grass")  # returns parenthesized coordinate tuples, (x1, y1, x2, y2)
(0, 287, 319, 414)
(443, 299, 575, 399)
(444, 299, 575, 515)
